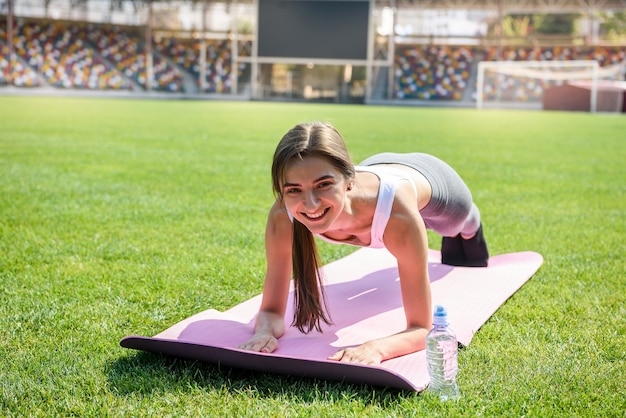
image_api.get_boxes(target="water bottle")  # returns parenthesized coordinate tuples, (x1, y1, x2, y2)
(426, 305, 460, 400)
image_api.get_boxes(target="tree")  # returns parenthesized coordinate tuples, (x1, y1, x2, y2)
(532, 13, 580, 35)
(598, 11, 626, 41)
(489, 13, 581, 37)
(501, 14, 532, 37)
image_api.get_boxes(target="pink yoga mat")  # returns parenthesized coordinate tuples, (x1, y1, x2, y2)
(121, 248, 543, 391)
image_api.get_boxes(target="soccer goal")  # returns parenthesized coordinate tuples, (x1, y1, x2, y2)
(476, 60, 625, 112)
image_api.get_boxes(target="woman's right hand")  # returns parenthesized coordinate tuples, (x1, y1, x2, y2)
(238, 310, 285, 353)
(238, 331, 279, 353)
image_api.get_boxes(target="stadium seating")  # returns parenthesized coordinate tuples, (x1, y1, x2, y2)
(395, 45, 475, 100)
(155, 37, 231, 93)
(79, 23, 183, 92)
(5, 20, 131, 89)
(1, 19, 184, 91)
(0, 43, 41, 87)
(1, 17, 625, 101)
(154, 36, 249, 93)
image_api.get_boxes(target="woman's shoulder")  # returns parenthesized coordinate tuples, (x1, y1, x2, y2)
(267, 201, 292, 230)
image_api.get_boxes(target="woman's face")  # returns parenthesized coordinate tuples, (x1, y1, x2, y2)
(281, 155, 351, 234)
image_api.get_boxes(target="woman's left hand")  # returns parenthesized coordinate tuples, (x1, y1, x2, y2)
(327, 343, 383, 366)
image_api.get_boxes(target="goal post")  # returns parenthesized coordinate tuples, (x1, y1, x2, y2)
(476, 60, 625, 112)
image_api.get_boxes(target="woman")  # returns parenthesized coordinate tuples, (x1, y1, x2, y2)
(238, 122, 488, 365)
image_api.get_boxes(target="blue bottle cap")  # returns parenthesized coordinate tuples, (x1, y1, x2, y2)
(433, 304, 449, 326)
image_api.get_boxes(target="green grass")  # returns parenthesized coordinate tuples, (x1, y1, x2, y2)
(1, 96, 624, 416)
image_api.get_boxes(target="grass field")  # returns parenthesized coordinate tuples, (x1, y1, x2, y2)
(1, 95, 624, 416)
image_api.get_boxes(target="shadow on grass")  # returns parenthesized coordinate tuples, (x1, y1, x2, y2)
(105, 350, 415, 405)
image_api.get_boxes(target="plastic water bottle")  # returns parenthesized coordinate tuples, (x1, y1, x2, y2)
(426, 305, 460, 400)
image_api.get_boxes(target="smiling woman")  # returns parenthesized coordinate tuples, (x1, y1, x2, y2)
(282, 155, 351, 234)
(237, 121, 489, 365)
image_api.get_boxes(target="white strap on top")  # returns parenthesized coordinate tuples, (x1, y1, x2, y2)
(354, 165, 417, 248)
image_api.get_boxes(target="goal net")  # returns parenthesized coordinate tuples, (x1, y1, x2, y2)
(476, 60, 625, 112)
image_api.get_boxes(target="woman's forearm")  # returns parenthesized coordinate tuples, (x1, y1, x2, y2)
(368, 326, 429, 362)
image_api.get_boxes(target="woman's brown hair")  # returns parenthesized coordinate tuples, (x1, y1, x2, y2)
(271, 122, 355, 333)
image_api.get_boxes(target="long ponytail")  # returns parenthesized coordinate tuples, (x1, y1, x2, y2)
(291, 220, 332, 333)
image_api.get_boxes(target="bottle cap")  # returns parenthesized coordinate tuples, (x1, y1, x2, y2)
(432, 304, 449, 326)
